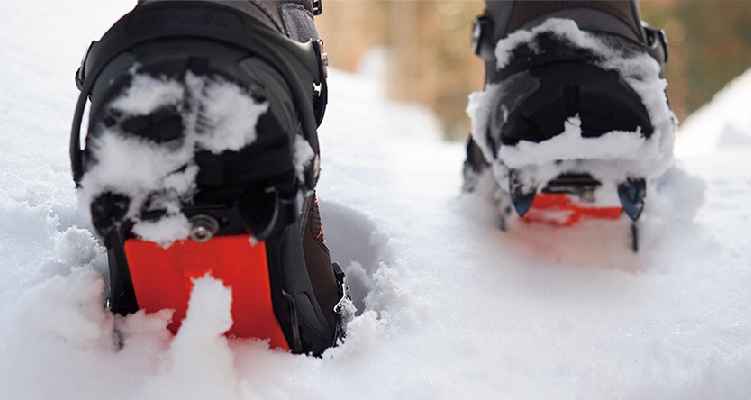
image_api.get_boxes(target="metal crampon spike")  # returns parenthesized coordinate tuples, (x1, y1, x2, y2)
(509, 170, 538, 217)
(618, 178, 647, 222)
(630, 221, 640, 253)
(510, 188, 537, 217)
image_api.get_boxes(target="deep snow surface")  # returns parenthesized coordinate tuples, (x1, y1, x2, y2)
(1, 2, 750, 399)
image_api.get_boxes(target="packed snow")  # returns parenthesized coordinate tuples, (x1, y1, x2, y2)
(1, 2, 751, 400)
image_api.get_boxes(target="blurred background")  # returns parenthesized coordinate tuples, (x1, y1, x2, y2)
(316, 1, 751, 141)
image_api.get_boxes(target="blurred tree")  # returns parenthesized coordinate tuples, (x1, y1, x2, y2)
(316, 1, 391, 72)
(318, 1, 751, 140)
(318, 0, 484, 141)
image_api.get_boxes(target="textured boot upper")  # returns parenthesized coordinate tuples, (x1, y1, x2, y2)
(137, 0, 320, 42)
(486, 1, 644, 44)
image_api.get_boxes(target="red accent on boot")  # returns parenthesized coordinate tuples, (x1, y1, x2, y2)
(521, 194, 623, 226)
(124, 235, 289, 350)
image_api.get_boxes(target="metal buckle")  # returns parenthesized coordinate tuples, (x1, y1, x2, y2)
(472, 15, 495, 61)
(312, 0, 322, 16)
(643, 24, 668, 63)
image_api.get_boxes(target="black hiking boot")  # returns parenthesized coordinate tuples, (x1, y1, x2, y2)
(465, 0, 677, 251)
(71, 0, 348, 355)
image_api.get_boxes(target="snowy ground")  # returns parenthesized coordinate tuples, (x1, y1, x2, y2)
(1, 2, 750, 399)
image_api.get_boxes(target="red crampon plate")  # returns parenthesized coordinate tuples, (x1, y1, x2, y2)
(521, 194, 623, 226)
(123, 235, 289, 350)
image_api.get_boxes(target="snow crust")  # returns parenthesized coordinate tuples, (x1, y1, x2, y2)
(468, 19, 677, 190)
(2, 3, 751, 399)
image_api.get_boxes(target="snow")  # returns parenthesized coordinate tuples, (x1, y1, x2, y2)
(142, 276, 237, 400)
(1, 2, 751, 399)
(322, 49, 443, 142)
(293, 135, 315, 183)
(131, 214, 192, 245)
(110, 74, 185, 115)
(499, 115, 656, 166)
(676, 68, 751, 158)
(184, 73, 269, 154)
